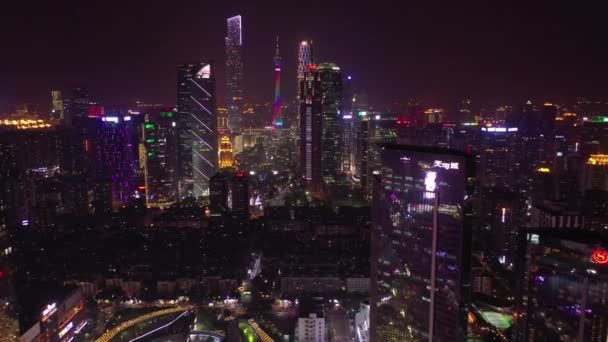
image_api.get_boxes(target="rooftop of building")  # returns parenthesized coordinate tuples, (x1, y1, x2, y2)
(298, 297, 325, 319)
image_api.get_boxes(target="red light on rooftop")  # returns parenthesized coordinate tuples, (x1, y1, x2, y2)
(306, 65, 317, 71)
(137, 186, 146, 190)
(592, 249, 608, 264)
(235, 173, 245, 177)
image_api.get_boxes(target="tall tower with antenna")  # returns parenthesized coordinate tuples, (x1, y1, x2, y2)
(297, 41, 314, 100)
(272, 36, 283, 128)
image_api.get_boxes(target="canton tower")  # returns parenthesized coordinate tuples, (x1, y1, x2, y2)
(272, 36, 282, 128)
(225, 15, 244, 133)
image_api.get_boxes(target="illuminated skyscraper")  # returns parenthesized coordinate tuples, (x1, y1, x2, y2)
(318, 62, 343, 183)
(177, 62, 218, 198)
(342, 75, 354, 173)
(514, 229, 608, 341)
(225, 15, 244, 133)
(297, 41, 314, 100)
(142, 109, 178, 209)
(299, 65, 323, 192)
(272, 36, 283, 128)
(51, 90, 64, 120)
(96, 114, 136, 208)
(371, 145, 474, 341)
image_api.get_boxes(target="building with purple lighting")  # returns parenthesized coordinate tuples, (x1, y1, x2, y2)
(177, 62, 218, 198)
(96, 114, 136, 209)
(370, 144, 474, 341)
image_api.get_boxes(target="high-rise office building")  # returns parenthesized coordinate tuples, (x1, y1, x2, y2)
(231, 172, 249, 219)
(318, 63, 343, 183)
(209, 172, 229, 216)
(342, 75, 354, 173)
(225, 15, 244, 133)
(51, 90, 64, 121)
(96, 114, 136, 208)
(272, 36, 283, 128)
(142, 109, 178, 209)
(177, 62, 218, 198)
(356, 113, 398, 198)
(71, 87, 89, 118)
(371, 145, 474, 341)
(299, 65, 323, 192)
(514, 229, 608, 341)
(297, 41, 314, 100)
(479, 126, 523, 191)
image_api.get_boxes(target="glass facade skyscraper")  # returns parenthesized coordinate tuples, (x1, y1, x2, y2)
(514, 229, 608, 341)
(177, 62, 218, 198)
(371, 145, 474, 341)
(318, 62, 343, 183)
(142, 109, 178, 209)
(299, 65, 323, 192)
(225, 15, 244, 133)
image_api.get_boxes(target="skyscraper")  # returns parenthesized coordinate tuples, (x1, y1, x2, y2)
(371, 145, 474, 341)
(209, 172, 229, 216)
(177, 62, 218, 198)
(51, 90, 64, 121)
(231, 172, 249, 219)
(318, 63, 343, 183)
(297, 41, 314, 100)
(342, 75, 354, 173)
(299, 65, 323, 192)
(514, 229, 608, 341)
(96, 114, 136, 209)
(71, 87, 89, 118)
(142, 109, 178, 209)
(272, 36, 283, 128)
(225, 15, 244, 133)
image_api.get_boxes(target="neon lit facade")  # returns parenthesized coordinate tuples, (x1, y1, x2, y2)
(225, 15, 244, 133)
(97, 115, 136, 207)
(272, 36, 282, 128)
(177, 62, 218, 198)
(297, 41, 314, 99)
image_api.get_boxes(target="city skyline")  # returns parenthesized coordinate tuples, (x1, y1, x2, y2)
(3, 1, 608, 113)
(3, 2, 608, 341)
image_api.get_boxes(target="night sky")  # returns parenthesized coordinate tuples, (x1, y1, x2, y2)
(1, 0, 608, 113)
